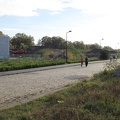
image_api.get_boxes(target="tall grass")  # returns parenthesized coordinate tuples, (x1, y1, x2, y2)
(0, 69, 119, 120)
(0, 58, 66, 72)
(0, 57, 99, 72)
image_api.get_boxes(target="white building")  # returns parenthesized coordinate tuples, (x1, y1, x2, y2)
(0, 35, 10, 59)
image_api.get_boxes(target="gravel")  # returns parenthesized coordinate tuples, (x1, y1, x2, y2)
(0, 62, 106, 110)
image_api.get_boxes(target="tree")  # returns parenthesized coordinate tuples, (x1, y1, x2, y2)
(67, 41, 75, 49)
(0, 31, 3, 35)
(89, 43, 100, 49)
(41, 36, 52, 47)
(103, 46, 113, 51)
(10, 33, 34, 49)
(37, 39, 42, 46)
(51, 36, 65, 49)
(73, 41, 85, 50)
(85, 44, 91, 50)
(40, 36, 66, 49)
(99, 50, 109, 60)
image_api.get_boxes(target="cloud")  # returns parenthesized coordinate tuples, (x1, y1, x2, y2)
(1, 28, 23, 31)
(1, 0, 120, 49)
(69, 0, 120, 16)
(0, 0, 66, 16)
(0, 0, 120, 17)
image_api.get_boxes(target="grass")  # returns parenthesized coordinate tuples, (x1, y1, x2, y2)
(0, 58, 66, 72)
(0, 69, 119, 120)
(0, 57, 99, 72)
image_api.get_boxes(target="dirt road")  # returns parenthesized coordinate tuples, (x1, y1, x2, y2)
(0, 61, 106, 110)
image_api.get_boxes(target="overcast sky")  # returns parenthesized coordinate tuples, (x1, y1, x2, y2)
(0, 0, 120, 49)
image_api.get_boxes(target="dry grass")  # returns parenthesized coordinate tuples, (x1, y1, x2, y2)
(0, 69, 120, 120)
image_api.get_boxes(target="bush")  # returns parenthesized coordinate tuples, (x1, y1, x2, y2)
(99, 50, 109, 60)
(0, 58, 66, 72)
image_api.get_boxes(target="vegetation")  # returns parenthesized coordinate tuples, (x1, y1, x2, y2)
(8, 32, 118, 62)
(38, 36, 66, 49)
(38, 36, 103, 50)
(0, 57, 99, 72)
(1, 31, 119, 71)
(9, 32, 114, 51)
(36, 49, 54, 58)
(0, 31, 4, 35)
(0, 58, 66, 72)
(0, 67, 119, 120)
(105, 60, 120, 70)
(99, 50, 109, 60)
(10, 33, 34, 49)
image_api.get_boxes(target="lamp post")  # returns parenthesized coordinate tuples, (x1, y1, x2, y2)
(100, 38, 104, 49)
(66, 30, 72, 63)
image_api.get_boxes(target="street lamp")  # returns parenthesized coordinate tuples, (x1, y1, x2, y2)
(66, 30, 72, 63)
(100, 38, 104, 49)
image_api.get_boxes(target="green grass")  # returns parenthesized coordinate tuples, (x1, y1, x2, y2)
(0, 69, 119, 120)
(0, 57, 99, 72)
(0, 58, 66, 72)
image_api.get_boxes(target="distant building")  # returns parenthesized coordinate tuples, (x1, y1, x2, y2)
(0, 35, 10, 59)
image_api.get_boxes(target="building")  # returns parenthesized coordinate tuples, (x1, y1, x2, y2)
(0, 35, 10, 59)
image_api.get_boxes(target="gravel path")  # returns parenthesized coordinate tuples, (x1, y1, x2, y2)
(0, 61, 106, 110)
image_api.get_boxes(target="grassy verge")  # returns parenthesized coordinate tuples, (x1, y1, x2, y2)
(0, 57, 99, 72)
(0, 69, 119, 120)
(0, 58, 66, 72)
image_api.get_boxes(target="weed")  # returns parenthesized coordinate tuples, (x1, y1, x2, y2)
(0, 66, 120, 120)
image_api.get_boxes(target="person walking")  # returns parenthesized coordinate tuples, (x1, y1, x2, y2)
(85, 56, 88, 67)
(115, 55, 118, 61)
(80, 57, 84, 67)
(110, 55, 112, 62)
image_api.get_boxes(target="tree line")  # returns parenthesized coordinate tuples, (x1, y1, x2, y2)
(0, 31, 113, 51)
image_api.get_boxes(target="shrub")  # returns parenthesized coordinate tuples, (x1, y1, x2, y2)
(99, 50, 109, 60)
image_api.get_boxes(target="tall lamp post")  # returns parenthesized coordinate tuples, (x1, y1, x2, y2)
(100, 38, 104, 49)
(66, 30, 72, 63)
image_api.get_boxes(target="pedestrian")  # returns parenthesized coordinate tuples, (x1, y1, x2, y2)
(115, 55, 118, 60)
(110, 55, 112, 62)
(85, 56, 88, 67)
(80, 57, 84, 67)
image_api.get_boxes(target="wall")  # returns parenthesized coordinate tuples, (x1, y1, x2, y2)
(0, 35, 10, 59)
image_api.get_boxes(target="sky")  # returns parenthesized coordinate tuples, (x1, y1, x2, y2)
(0, 0, 120, 49)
